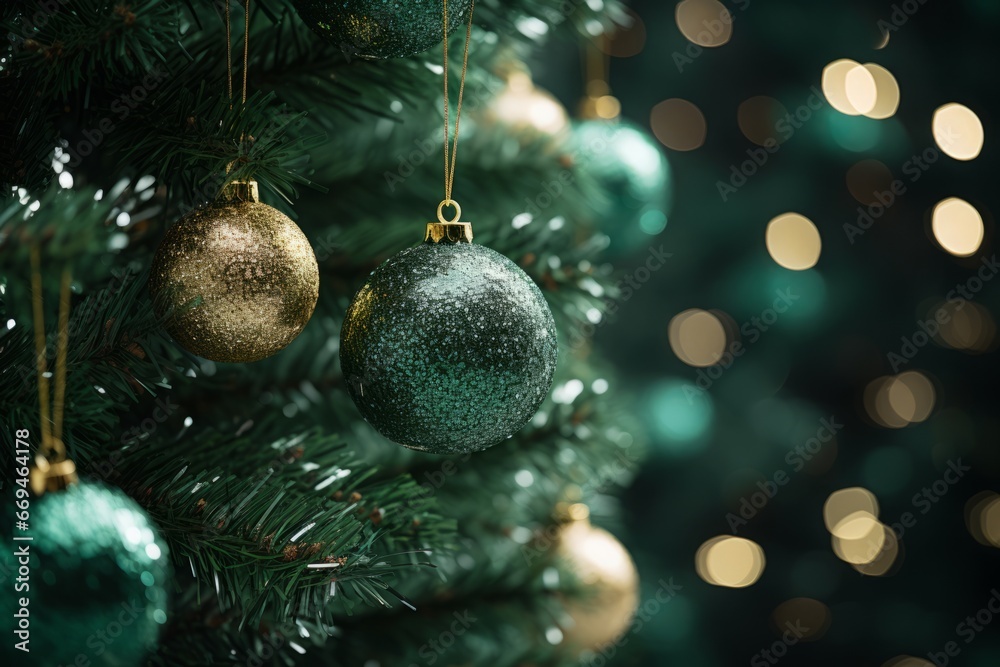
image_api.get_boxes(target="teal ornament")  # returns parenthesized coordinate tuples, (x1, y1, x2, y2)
(1, 482, 170, 667)
(340, 222, 558, 453)
(293, 0, 473, 60)
(572, 119, 672, 256)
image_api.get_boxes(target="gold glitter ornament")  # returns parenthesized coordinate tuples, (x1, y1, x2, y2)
(149, 181, 319, 363)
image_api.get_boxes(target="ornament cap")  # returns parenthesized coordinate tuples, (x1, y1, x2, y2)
(30, 451, 78, 496)
(425, 222, 473, 244)
(221, 179, 260, 203)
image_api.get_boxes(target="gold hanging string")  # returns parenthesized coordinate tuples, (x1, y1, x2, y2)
(224, 0, 251, 103)
(440, 0, 476, 221)
(242, 0, 250, 104)
(225, 0, 233, 101)
(53, 267, 70, 443)
(29, 246, 70, 463)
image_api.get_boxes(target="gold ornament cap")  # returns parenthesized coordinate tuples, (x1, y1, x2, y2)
(221, 179, 260, 203)
(425, 199, 473, 244)
(30, 450, 78, 496)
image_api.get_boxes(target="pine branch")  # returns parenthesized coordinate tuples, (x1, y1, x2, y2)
(111, 427, 449, 628)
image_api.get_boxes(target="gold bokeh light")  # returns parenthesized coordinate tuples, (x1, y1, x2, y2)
(765, 213, 822, 270)
(933, 103, 985, 161)
(932, 197, 985, 257)
(863, 63, 900, 119)
(822, 59, 864, 116)
(675, 0, 733, 48)
(966, 492, 1000, 547)
(844, 64, 878, 115)
(823, 487, 880, 533)
(883, 657, 935, 667)
(738, 96, 789, 147)
(695, 536, 766, 588)
(864, 373, 936, 428)
(650, 98, 707, 151)
(668, 309, 728, 367)
(771, 598, 831, 641)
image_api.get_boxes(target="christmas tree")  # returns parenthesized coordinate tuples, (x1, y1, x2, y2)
(0, 1, 651, 666)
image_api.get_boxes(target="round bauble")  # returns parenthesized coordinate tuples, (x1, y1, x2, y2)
(555, 515, 639, 652)
(339, 224, 557, 454)
(0, 482, 171, 667)
(293, 0, 473, 60)
(149, 181, 319, 363)
(572, 118, 672, 257)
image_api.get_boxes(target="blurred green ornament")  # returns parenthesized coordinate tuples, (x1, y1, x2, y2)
(293, 0, 472, 59)
(340, 221, 558, 454)
(1, 481, 170, 667)
(572, 118, 672, 256)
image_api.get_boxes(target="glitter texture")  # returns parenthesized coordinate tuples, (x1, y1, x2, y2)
(340, 239, 558, 454)
(293, 0, 472, 60)
(149, 191, 319, 364)
(0, 482, 171, 666)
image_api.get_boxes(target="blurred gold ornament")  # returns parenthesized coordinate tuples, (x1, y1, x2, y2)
(149, 181, 319, 363)
(488, 70, 569, 135)
(555, 504, 639, 652)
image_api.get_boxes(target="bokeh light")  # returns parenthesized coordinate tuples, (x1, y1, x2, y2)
(852, 524, 902, 576)
(863, 63, 901, 119)
(668, 308, 728, 367)
(847, 159, 894, 206)
(696, 536, 766, 588)
(737, 96, 789, 147)
(765, 213, 822, 270)
(771, 598, 831, 641)
(933, 103, 985, 160)
(823, 487, 880, 533)
(646, 379, 714, 451)
(883, 658, 935, 667)
(864, 373, 936, 428)
(844, 64, 878, 115)
(966, 492, 1000, 547)
(934, 301, 996, 352)
(650, 98, 707, 151)
(822, 59, 865, 116)
(675, 0, 733, 48)
(492, 72, 568, 134)
(932, 197, 985, 257)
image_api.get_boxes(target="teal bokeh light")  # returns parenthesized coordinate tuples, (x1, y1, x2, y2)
(646, 379, 714, 453)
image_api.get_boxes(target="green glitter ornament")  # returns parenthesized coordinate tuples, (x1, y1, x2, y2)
(1, 481, 171, 667)
(293, 0, 472, 60)
(339, 220, 558, 454)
